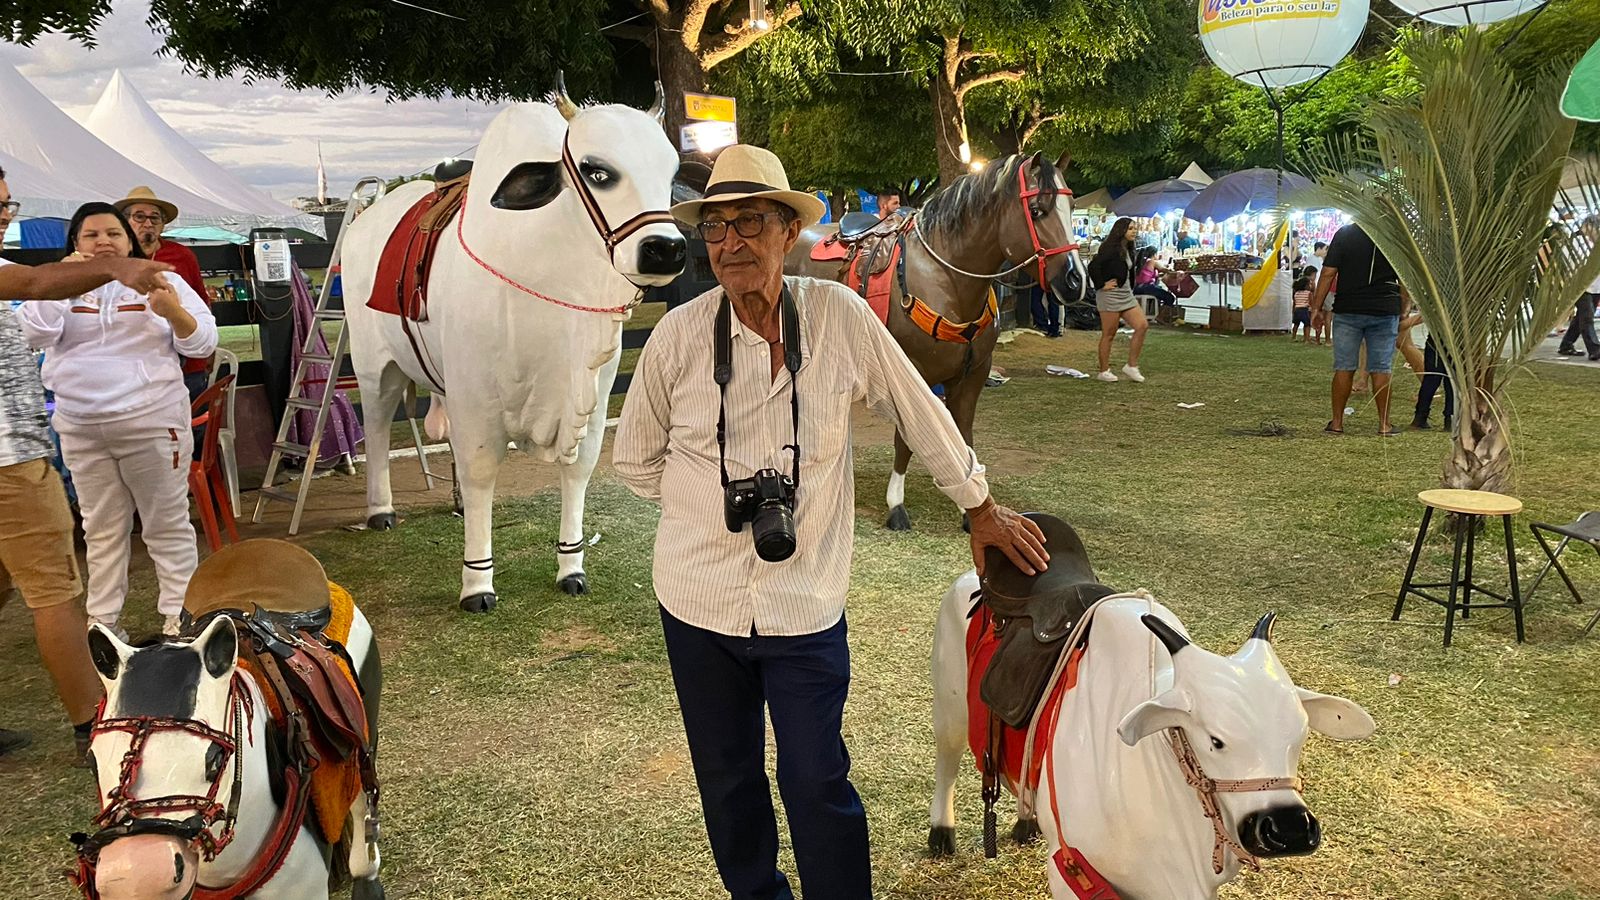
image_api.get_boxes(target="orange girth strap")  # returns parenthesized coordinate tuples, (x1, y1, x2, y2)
(904, 288, 998, 344)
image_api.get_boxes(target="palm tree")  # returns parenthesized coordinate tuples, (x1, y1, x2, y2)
(1305, 29, 1600, 493)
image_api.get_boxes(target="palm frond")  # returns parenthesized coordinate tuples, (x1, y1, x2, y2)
(1303, 29, 1600, 411)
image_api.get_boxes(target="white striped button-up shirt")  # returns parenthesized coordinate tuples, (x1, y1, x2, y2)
(614, 276, 989, 638)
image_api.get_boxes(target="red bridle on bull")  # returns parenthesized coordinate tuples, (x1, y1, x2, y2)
(1017, 163, 1079, 290)
(70, 674, 312, 900)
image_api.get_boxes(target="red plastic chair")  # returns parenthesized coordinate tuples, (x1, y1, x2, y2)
(189, 375, 240, 553)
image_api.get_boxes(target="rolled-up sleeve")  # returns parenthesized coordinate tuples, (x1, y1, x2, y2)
(15, 300, 67, 350)
(854, 301, 988, 510)
(612, 321, 678, 502)
(166, 273, 218, 358)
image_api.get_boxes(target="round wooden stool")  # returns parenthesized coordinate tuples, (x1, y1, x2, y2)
(1394, 489, 1525, 647)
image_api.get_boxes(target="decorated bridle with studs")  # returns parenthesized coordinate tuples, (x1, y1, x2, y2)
(71, 674, 254, 893)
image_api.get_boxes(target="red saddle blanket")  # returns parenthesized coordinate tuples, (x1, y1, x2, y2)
(808, 234, 899, 326)
(366, 176, 469, 322)
(966, 605, 1083, 791)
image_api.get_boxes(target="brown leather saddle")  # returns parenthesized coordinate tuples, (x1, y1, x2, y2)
(977, 514, 1118, 729)
(183, 540, 376, 829)
(366, 173, 471, 322)
(810, 213, 914, 324)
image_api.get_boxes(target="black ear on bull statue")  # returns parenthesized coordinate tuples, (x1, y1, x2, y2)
(491, 162, 565, 211)
(194, 617, 238, 679)
(87, 625, 133, 681)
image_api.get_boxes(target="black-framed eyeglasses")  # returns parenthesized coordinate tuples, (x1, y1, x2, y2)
(698, 211, 784, 243)
(0, 201, 19, 216)
(126, 212, 165, 225)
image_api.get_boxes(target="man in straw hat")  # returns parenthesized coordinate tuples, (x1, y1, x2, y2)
(614, 145, 1048, 899)
(116, 187, 214, 404)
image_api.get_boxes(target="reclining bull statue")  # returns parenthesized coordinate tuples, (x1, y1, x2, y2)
(342, 78, 685, 612)
(929, 514, 1376, 899)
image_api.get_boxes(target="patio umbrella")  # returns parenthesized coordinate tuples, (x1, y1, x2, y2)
(1185, 168, 1315, 222)
(1109, 178, 1207, 218)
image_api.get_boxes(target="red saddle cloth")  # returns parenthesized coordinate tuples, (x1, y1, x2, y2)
(367, 177, 469, 321)
(808, 233, 900, 326)
(965, 605, 1082, 791)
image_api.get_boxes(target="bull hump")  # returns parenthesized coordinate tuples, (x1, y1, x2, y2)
(117, 645, 201, 719)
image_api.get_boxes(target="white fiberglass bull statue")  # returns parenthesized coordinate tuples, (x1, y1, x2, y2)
(929, 517, 1376, 899)
(342, 81, 685, 611)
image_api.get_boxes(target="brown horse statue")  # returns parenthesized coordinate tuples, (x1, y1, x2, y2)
(785, 152, 1082, 530)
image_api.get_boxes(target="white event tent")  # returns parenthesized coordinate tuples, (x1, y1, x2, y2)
(0, 63, 320, 235)
(85, 70, 322, 235)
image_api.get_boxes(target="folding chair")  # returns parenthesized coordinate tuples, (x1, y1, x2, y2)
(1527, 511, 1600, 635)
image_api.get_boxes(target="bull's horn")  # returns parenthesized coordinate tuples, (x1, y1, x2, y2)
(554, 71, 579, 121)
(1249, 611, 1277, 644)
(647, 81, 665, 125)
(1141, 614, 1190, 656)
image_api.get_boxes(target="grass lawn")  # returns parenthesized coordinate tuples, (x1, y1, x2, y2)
(2, 326, 1596, 899)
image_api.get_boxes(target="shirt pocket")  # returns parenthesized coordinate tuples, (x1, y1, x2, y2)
(52, 356, 153, 415)
(796, 380, 853, 466)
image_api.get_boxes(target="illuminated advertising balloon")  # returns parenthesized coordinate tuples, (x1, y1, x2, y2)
(1389, 0, 1545, 26)
(1199, 0, 1370, 88)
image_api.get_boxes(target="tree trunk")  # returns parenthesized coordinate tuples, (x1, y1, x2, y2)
(828, 190, 848, 221)
(656, 28, 709, 151)
(1441, 389, 1513, 493)
(930, 74, 969, 185)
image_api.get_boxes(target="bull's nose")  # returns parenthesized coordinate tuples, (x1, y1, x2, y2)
(638, 235, 687, 275)
(1239, 806, 1321, 858)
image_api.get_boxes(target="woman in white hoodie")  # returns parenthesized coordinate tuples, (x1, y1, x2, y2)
(17, 203, 218, 637)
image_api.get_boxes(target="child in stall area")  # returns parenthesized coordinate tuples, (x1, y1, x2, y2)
(1291, 274, 1313, 343)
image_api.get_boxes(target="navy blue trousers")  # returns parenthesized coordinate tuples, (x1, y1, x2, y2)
(660, 607, 871, 900)
(1028, 286, 1061, 336)
(1415, 336, 1455, 425)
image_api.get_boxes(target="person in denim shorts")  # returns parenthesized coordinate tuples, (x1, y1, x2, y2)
(1310, 223, 1404, 436)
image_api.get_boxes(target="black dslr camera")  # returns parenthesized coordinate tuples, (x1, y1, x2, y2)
(714, 285, 803, 564)
(724, 469, 797, 562)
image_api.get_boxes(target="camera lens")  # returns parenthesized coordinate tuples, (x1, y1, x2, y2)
(750, 502, 797, 562)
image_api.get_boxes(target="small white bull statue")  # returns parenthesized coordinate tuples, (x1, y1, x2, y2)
(931, 568, 1376, 899)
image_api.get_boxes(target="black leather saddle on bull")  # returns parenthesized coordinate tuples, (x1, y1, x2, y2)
(977, 514, 1119, 729)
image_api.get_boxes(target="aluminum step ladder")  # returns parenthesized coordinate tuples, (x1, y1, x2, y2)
(252, 177, 439, 534)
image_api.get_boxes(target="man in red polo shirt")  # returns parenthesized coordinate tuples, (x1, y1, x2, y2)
(115, 186, 213, 401)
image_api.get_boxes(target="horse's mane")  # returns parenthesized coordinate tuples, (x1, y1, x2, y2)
(919, 154, 1058, 241)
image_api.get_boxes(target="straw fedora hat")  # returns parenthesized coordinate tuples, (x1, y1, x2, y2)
(670, 145, 826, 228)
(114, 186, 179, 223)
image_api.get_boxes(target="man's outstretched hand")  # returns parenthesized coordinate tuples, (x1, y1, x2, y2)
(967, 499, 1049, 577)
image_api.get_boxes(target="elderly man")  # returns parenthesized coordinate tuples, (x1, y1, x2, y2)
(614, 145, 1048, 900)
(0, 168, 174, 759)
(115, 187, 213, 401)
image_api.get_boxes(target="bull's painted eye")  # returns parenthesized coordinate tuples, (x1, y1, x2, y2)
(580, 162, 616, 187)
(1209, 736, 1226, 751)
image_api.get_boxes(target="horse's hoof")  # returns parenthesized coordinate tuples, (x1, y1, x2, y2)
(961, 512, 971, 535)
(352, 877, 385, 900)
(928, 826, 957, 858)
(367, 513, 397, 531)
(885, 506, 912, 532)
(459, 592, 497, 613)
(557, 573, 589, 596)
(1012, 817, 1041, 846)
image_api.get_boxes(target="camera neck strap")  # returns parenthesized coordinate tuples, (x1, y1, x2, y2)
(714, 282, 802, 489)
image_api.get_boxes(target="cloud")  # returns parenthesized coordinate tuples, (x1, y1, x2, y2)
(0, 0, 504, 201)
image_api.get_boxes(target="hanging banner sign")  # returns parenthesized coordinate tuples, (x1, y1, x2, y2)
(684, 93, 737, 123)
(681, 120, 739, 153)
(1201, 0, 1343, 34)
